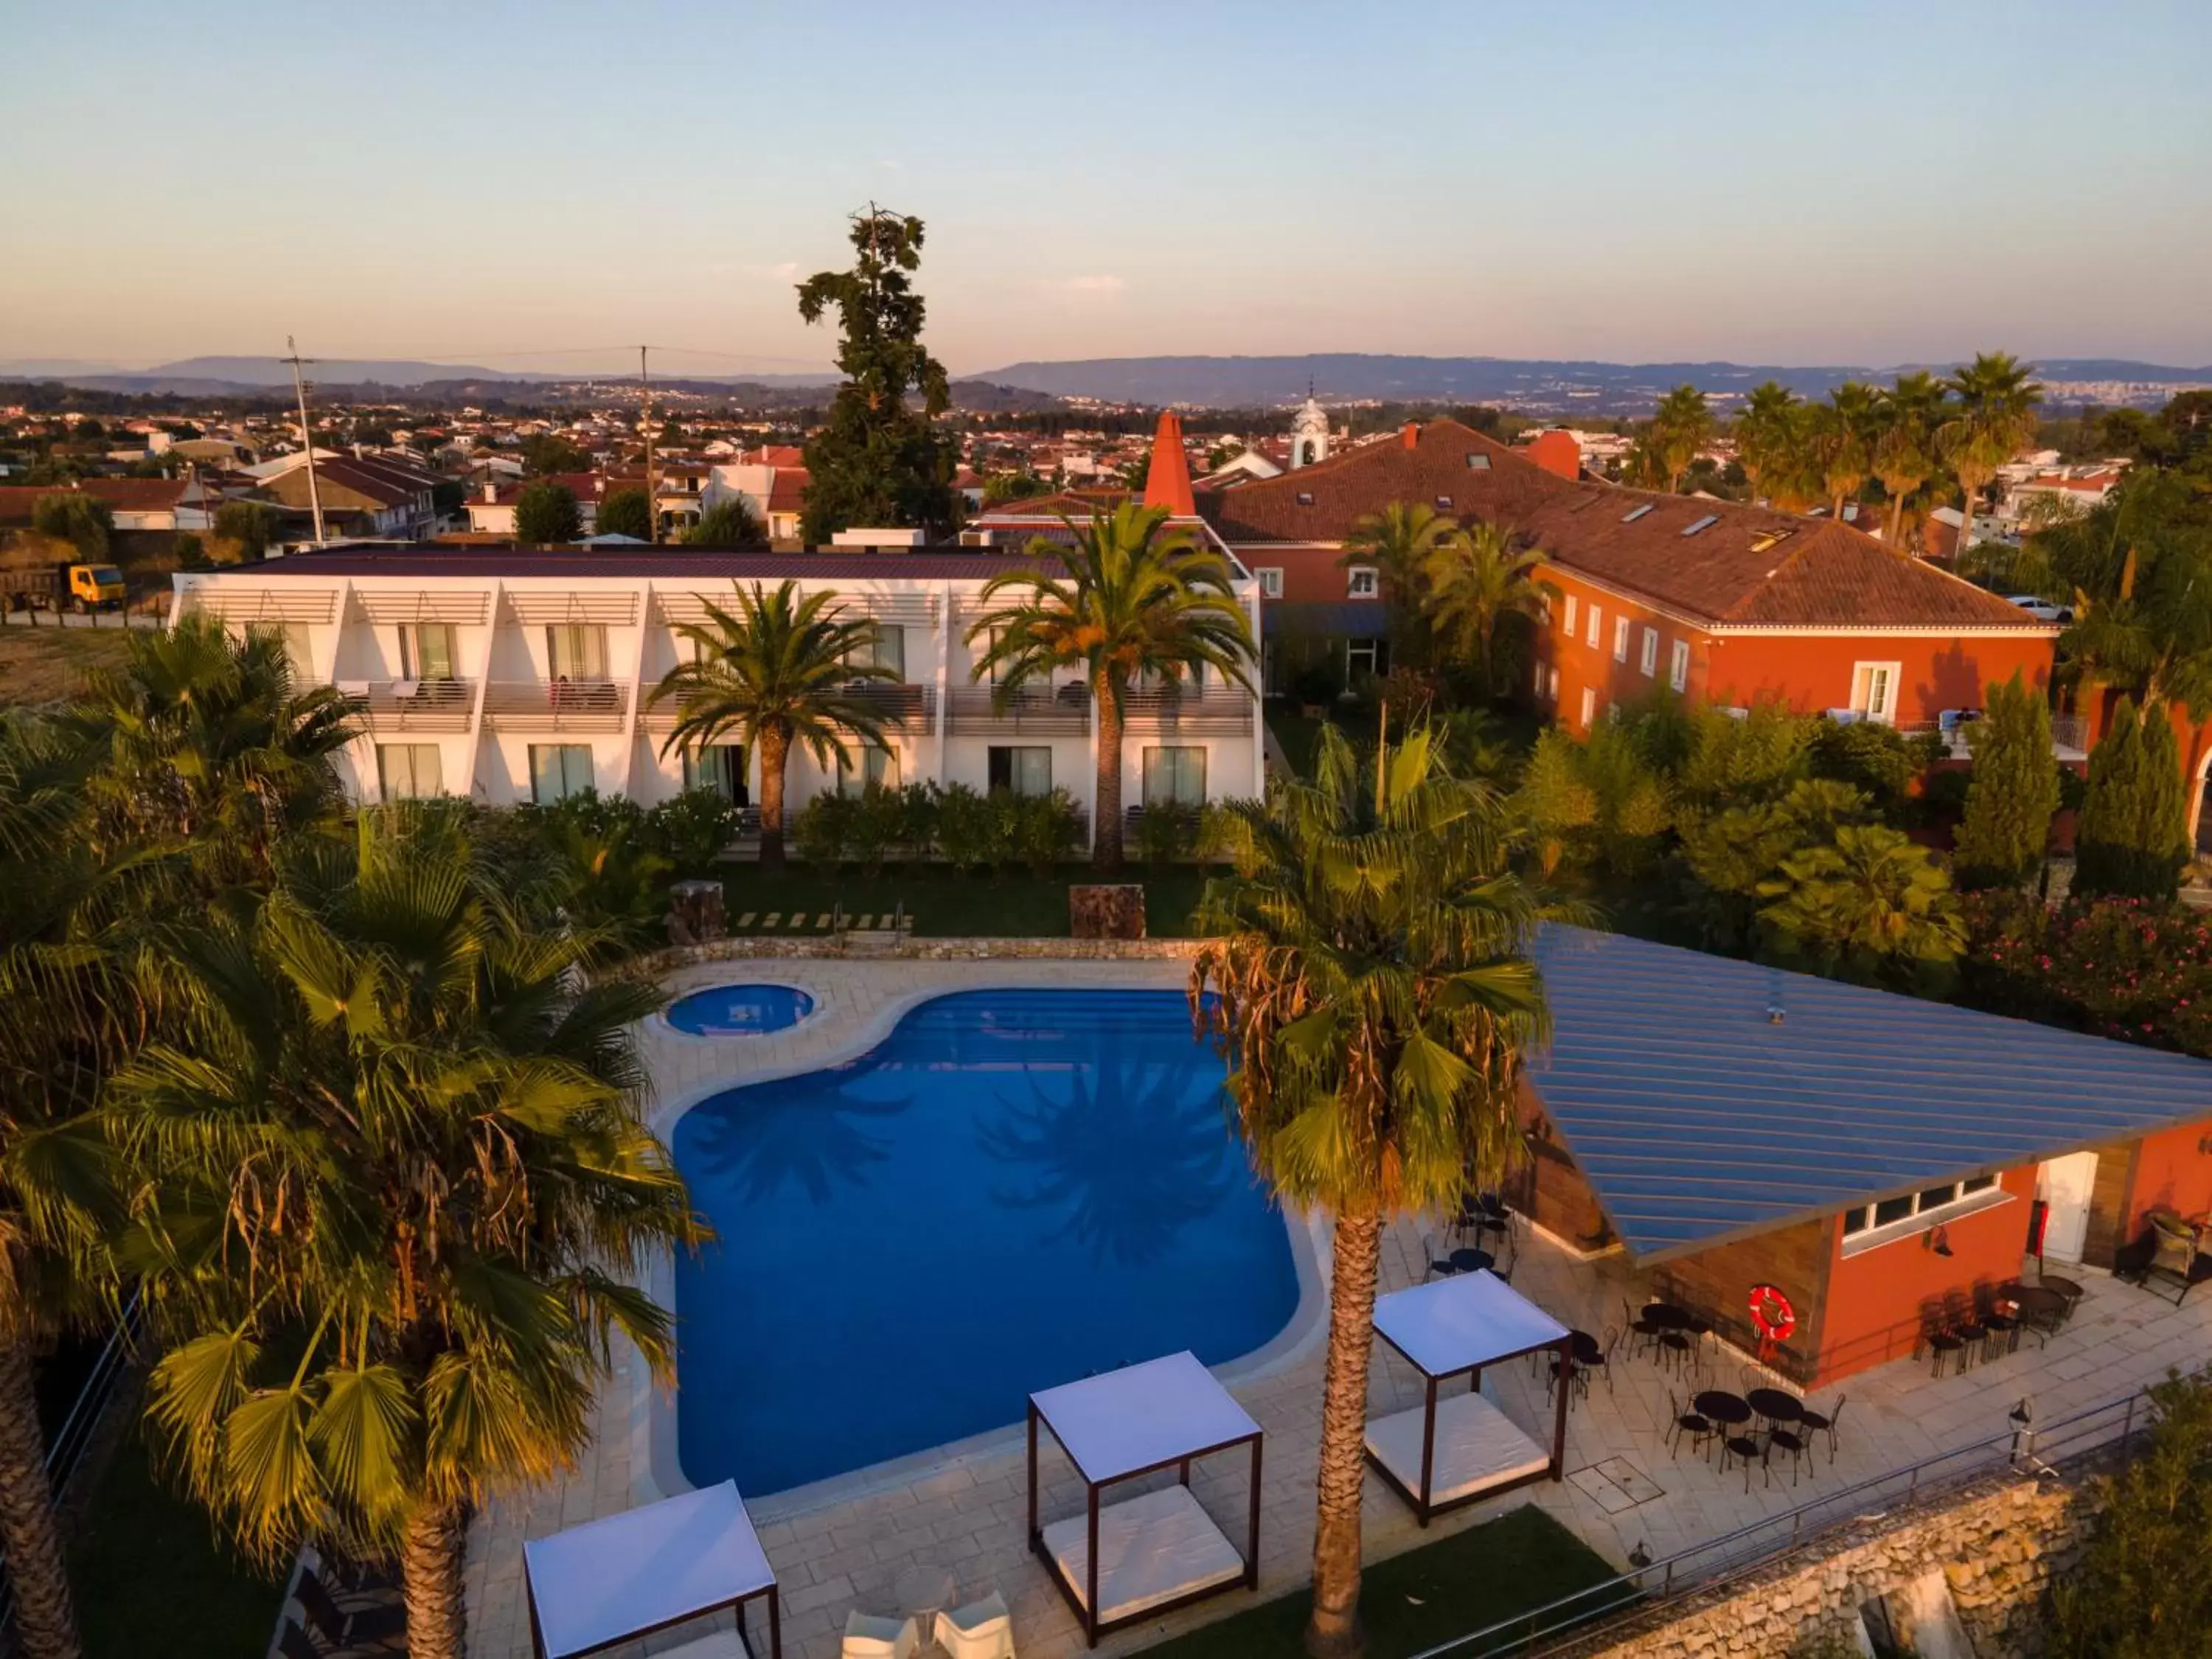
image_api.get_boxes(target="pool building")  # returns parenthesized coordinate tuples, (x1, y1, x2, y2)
(1512, 928, 2212, 1386)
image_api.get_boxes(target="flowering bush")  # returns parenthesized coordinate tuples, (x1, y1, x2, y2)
(1962, 892, 2212, 1057)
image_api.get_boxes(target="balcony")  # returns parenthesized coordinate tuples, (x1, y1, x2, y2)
(946, 684, 1091, 737)
(480, 678, 630, 734)
(1902, 711, 2090, 763)
(1122, 684, 1255, 736)
(341, 678, 475, 734)
(835, 682, 936, 731)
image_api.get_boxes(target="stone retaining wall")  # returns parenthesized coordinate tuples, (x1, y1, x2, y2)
(1557, 1472, 2093, 1659)
(633, 936, 1204, 976)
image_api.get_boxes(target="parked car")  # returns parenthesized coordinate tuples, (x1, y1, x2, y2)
(2005, 594, 2073, 623)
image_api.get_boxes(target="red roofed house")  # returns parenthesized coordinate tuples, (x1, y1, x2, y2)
(464, 474, 613, 538)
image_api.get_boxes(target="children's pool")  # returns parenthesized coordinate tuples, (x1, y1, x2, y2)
(665, 983, 815, 1037)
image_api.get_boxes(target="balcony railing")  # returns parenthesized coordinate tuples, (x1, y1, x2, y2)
(946, 684, 1091, 737)
(835, 683, 937, 731)
(341, 678, 476, 733)
(480, 678, 630, 734)
(1900, 711, 2090, 761)
(1121, 684, 1255, 734)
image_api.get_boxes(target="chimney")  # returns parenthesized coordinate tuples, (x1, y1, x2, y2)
(1525, 429, 1582, 481)
(481, 481, 496, 504)
(1141, 411, 1197, 517)
(1401, 422, 1419, 452)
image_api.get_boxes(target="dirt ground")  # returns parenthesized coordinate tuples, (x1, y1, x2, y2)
(0, 622, 135, 706)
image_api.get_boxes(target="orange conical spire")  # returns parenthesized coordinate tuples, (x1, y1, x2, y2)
(1141, 410, 1196, 517)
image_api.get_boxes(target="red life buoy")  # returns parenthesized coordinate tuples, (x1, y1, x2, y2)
(1748, 1282, 1797, 1343)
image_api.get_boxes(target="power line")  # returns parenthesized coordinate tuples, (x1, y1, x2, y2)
(282, 336, 326, 545)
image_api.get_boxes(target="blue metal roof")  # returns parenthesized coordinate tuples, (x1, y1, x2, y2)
(1528, 926, 2212, 1261)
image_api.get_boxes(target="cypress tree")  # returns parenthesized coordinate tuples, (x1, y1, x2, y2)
(795, 208, 958, 544)
(1954, 670, 2061, 888)
(2075, 697, 2190, 902)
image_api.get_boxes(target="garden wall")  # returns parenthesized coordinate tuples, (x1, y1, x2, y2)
(633, 936, 1206, 976)
(1552, 1472, 2092, 1659)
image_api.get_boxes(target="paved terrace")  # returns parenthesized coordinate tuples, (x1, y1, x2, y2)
(460, 956, 2212, 1659)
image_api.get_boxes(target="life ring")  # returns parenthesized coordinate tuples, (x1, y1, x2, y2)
(1748, 1283, 1797, 1343)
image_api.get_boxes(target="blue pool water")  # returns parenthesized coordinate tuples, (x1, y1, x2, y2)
(671, 989, 1300, 1496)
(667, 983, 815, 1037)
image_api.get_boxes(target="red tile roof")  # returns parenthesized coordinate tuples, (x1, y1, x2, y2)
(765, 471, 809, 513)
(0, 479, 187, 523)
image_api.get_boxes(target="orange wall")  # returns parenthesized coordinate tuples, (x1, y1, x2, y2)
(1709, 635, 2053, 727)
(1534, 572, 1710, 729)
(1811, 1166, 2037, 1385)
(1245, 543, 1383, 607)
(2121, 1123, 2212, 1239)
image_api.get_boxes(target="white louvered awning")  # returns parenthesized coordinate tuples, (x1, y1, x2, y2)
(178, 585, 340, 625)
(352, 589, 493, 625)
(655, 589, 939, 627)
(506, 591, 641, 627)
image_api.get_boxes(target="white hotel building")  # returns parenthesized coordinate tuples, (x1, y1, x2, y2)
(169, 545, 1265, 836)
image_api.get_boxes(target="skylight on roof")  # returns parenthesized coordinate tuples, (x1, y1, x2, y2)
(1465, 453, 1491, 470)
(1295, 492, 1314, 507)
(1435, 495, 1453, 509)
(1621, 504, 1655, 523)
(1749, 528, 1797, 554)
(1681, 514, 1719, 537)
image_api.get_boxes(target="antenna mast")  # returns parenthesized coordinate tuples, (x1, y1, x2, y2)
(640, 345, 655, 545)
(285, 335, 326, 545)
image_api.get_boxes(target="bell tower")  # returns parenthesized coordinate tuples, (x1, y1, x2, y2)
(1290, 389, 1329, 470)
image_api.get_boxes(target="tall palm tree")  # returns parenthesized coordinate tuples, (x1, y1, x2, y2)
(1938, 352, 2045, 557)
(2042, 472, 2212, 721)
(1872, 372, 1946, 548)
(967, 503, 1254, 870)
(1192, 724, 1548, 1658)
(648, 579, 900, 866)
(1757, 822, 1966, 986)
(1731, 381, 1800, 504)
(1341, 502, 1457, 669)
(1809, 382, 1879, 524)
(1646, 383, 1714, 494)
(114, 805, 706, 1659)
(1421, 522, 1551, 698)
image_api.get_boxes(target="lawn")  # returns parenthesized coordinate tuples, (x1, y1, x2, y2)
(1138, 1504, 1624, 1659)
(0, 622, 136, 707)
(70, 1429, 286, 1658)
(717, 863, 1223, 937)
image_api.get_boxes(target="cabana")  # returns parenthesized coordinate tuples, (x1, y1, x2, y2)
(1365, 1269, 1573, 1525)
(524, 1481, 780, 1659)
(1026, 1351, 1262, 1646)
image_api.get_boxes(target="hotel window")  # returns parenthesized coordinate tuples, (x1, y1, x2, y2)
(1142, 746, 1206, 809)
(1562, 595, 1577, 636)
(1585, 605, 1601, 648)
(1346, 566, 1379, 599)
(1640, 626, 1659, 676)
(1850, 661, 1902, 723)
(377, 743, 442, 800)
(1613, 616, 1630, 663)
(1669, 639, 1691, 692)
(1579, 686, 1596, 726)
(838, 742, 900, 796)
(1346, 638, 1382, 681)
(849, 622, 905, 679)
(546, 624, 608, 681)
(1255, 567, 1284, 599)
(399, 622, 456, 681)
(1841, 1176, 2003, 1238)
(1546, 666, 1560, 700)
(529, 743, 595, 804)
(987, 745, 1052, 797)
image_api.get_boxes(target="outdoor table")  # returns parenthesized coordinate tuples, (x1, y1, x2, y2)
(2004, 1285, 2066, 1322)
(1747, 1388, 1803, 1428)
(1694, 1389, 1751, 1427)
(1449, 1248, 1495, 1276)
(2040, 1274, 2084, 1305)
(1644, 1303, 1695, 1331)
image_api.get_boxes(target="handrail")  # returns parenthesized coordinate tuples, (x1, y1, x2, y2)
(1406, 1383, 2157, 1659)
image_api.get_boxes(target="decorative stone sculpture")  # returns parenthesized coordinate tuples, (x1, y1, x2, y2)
(667, 879, 726, 945)
(1069, 883, 1147, 940)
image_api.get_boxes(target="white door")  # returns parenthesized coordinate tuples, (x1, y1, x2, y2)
(2037, 1152, 2099, 1263)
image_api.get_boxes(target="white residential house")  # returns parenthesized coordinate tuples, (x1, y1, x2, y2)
(463, 473, 609, 538)
(169, 547, 1264, 836)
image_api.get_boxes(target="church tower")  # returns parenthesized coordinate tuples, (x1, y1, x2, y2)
(1290, 392, 1329, 470)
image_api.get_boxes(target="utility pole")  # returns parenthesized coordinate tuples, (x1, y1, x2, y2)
(639, 345, 655, 545)
(284, 335, 327, 544)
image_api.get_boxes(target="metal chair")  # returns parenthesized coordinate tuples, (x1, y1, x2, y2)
(295, 1571, 407, 1649)
(1663, 1388, 1714, 1461)
(1927, 1328, 1966, 1379)
(1718, 1429, 1769, 1492)
(1766, 1422, 1815, 1484)
(1624, 1298, 1661, 1362)
(1798, 1394, 1845, 1461)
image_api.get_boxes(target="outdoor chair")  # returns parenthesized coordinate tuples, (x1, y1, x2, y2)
(842, 1609, 921, 1659)
(1766, 1422, 1815, 1485)
(1925, 1327, 1966, 1378)
(934, 1590, 1016, 1659)
(1979, 1310, 2019, 1360)
(1798, 1394, 1845, 1461)
(1624, 1298, 1661, 1363)
(1655, 1327, 1695, 1377)
(1663, 1389, 1713, 1461)
(295, 1569, 406, 1649)
(1718, 1427, 1769, 1492)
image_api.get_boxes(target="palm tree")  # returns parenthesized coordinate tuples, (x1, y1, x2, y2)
(1192, 724, 1548, 1658)
(1756, 822, 1966, 985)
(2041, 472, 2212, 721)
(1341, 502, 1457, 668)
(1421, 522, 1550, 698)
(967, 503, 1254, 870)
(1731, 381, 1800, 505)
(115, 805, 705, 1659)
(1646, 383, 1714, 494)
(1809, 382, 1879, 524)
(648, 579, 900, 866)
(1939, 352, 2045, 557)
(1872, 372, 1945, 548)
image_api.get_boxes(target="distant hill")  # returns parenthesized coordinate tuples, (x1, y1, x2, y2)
(973, 353, 2212, 413)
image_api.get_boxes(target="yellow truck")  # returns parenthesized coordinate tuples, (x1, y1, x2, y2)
(2, 559, 128, 614)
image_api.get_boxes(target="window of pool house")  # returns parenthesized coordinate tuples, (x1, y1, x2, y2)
(529, 743, 595, 804)
(1840, 1173, 2003, 1241)
(987, 745, 1051, 796)
(1143, 746, 1206, 810)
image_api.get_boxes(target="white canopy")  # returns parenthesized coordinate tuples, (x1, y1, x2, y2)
(525, 1481, 774, 1659)
(1031, 1352, 1261, 1484)
(1372, 1269, 1570, 1379)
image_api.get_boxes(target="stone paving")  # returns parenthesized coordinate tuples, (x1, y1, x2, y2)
(461, 956, 2212, 1659)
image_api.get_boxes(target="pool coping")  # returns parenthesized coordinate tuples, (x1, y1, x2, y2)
(627, 963, 1332, 1523)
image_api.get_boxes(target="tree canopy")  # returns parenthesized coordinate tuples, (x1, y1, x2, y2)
(595, 486, 652, 542)
(515, 481, 581, 547)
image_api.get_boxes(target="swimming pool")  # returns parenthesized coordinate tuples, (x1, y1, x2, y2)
(669, 989, 1301, 1497)
(666, 983, 815, 1037)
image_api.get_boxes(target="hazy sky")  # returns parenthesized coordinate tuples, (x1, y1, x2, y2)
(7, 1, 2211, 375)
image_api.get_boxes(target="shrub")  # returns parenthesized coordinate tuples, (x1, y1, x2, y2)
(1962, 893, 2212, 1058)
(1010, 788, 1082, 874)
(1288, 660, 1341, 709)
(32, 491, 114, 558)
(1954, 670, 2061, 889)
(791, 791, 855, 867)
(2076, 698, 2188, 904)
(1808, 716, 1941, 813)
(930, 781, 992, 872)
(212, 500, 278, 560)
(643, 787, 743, 874)
(849, 783, 914, 875)
(1137, 804, 1202, 868)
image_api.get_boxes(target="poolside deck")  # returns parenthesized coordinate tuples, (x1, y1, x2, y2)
(459, 956, 2212, 1659)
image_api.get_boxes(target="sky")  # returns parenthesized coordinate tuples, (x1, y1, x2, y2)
(6, 0, 2212, 376)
